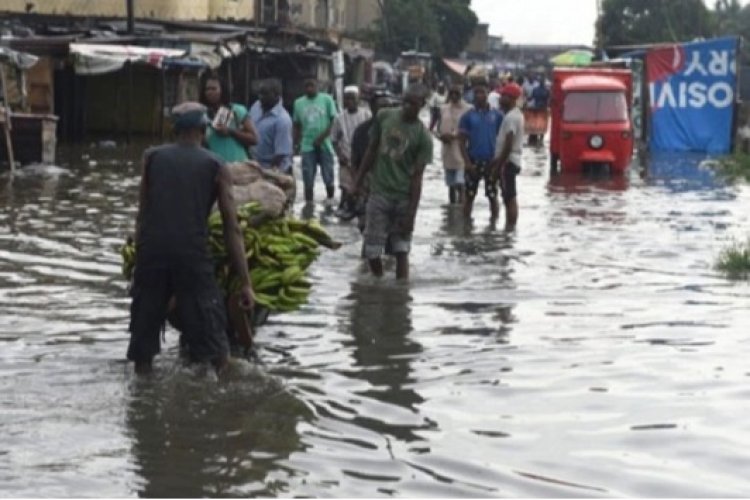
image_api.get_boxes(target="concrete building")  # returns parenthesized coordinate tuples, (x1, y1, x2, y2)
(1, 1, 379, 38)
(286, 0, 346, 32)
(489, 35, 505, 53)
(344, 0, 379, 34)
(465, 23, 490, 59)
(256, 0, 350, 32)
(1, 0, 255, 21)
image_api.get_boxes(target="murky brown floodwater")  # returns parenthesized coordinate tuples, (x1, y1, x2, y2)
(1, 133, 750, 497)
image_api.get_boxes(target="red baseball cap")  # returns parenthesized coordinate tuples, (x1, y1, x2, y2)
(501, 83, 523, 99)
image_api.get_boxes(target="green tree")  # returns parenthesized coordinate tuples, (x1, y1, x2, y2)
(430, 0, 479, 57)
(713, 0, 750, 40)
(714, 0, 742, 35)
(596, 0, 714, 47)
(374, 0, 477, 57)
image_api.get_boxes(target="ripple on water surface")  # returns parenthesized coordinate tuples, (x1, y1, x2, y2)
(1, 141, 750, 496)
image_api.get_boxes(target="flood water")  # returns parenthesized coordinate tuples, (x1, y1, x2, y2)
(1, 136, 750, 497)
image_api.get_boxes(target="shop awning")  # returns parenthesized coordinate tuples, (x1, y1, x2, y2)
(70, 43, 186, 75)
(188, 42, 224, 69)
(442, 58, 468, 75)
(0, 47, 39, 70)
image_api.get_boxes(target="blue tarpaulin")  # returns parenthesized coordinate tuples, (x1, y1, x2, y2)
(647, 37, 739, 154)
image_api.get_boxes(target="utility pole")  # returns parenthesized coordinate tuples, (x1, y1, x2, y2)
(126, 0, 135, 34)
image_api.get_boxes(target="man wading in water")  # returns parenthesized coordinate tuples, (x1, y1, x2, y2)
(459, 80, 504, 221)
(352, 85, 433, 280)
(438, 85, 471, 205)
(349, 90, 395, 232)
(293, 78, 338, 206)
(492, 83, 525, 231)
(128, 102, 254, 375)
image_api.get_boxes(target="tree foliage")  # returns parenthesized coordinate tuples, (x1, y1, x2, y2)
(374, 0, 478, 57)
(430, 0, 479, 57)
(596, 0, 714, 47)
(713, 0, 750, 41)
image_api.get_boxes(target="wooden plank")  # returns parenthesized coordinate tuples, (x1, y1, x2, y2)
(26, 56, 54, 115)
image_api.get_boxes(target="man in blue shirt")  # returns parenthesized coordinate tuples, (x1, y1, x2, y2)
(529, 79, 550, 110)
(249, 80, 294, 174)
(459, 80, 504, 220)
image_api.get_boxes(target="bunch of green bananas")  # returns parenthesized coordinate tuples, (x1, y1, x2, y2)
(120, 236, 136, 281)
(121, 202, 340, 314)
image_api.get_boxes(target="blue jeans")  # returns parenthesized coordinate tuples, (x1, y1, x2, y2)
(301, 148, 335, 198)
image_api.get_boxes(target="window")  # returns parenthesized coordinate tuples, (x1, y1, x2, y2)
(563, 91, 628, 123)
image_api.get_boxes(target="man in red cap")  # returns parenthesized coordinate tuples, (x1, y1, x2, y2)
(492, 83, 525, 231)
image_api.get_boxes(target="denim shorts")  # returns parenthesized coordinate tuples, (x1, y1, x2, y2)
(444, 169, 465, 187)
(363, 193, 412, 259)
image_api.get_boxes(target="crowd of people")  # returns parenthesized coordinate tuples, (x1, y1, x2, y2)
(429, 73, 551, 224)
(126, 70, 547, 373)
(194, 70, 548, 240)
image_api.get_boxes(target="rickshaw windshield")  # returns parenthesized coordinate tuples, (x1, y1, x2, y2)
(563, 91, 628, 123)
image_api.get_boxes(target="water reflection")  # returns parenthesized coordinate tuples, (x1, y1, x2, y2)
(547, 172, 629, 195)
(546, 173, 630, 225)
(433, 202, 518, 340)
(338, 282, 426, 442)
(642, 152, 728, 193)
(440, 204, 470, 238)
(438, 302, 516, 343)
(126, 371, 310, 497)
(3, 138, 750, 497)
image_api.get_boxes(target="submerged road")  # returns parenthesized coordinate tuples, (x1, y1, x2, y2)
(1, 137, 749, 497)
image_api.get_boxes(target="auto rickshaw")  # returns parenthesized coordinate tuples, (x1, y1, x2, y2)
(550, 68, 634, 174)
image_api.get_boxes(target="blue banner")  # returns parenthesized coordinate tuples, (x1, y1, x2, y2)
(647, 37, 738, 154)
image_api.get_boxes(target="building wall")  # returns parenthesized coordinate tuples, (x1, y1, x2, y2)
(287, 0, 312, 27)
(209, 0, 254, 20)
(344, 0, 379, 33)
(488, 35, 505, 53)
(2, 0, 254, 21)
(465, 23, 489, 58)
(288, 0, 345, 31)
(332, 0, 346, 31)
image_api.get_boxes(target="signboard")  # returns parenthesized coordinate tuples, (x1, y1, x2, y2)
(647, 37, 739, 154)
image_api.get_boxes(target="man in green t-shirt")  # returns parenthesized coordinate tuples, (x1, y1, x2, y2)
(352, 85, 433, 281)
(293, 79, 338, 205)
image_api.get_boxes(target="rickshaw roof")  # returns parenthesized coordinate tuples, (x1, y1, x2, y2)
(561, 75, 627, 92)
